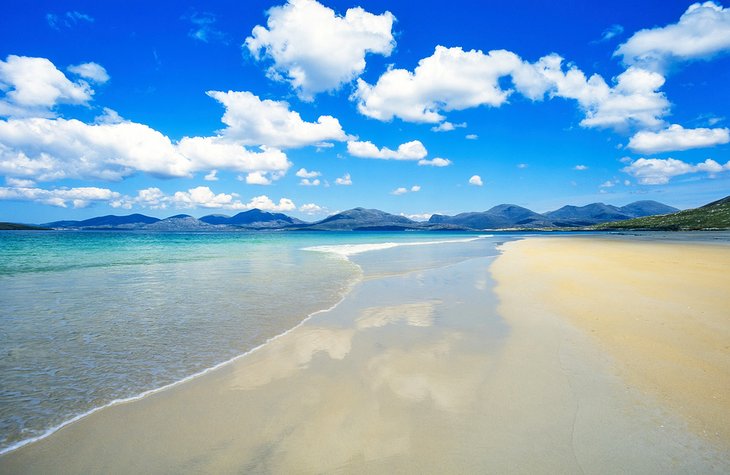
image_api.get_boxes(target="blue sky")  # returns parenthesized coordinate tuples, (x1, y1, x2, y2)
(1, 0, 729, 223)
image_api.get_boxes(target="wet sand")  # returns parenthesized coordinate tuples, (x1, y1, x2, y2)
(1, 238, 729, 473)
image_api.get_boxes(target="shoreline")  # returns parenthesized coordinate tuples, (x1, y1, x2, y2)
(0, 235, 486, 457)
(2, 235, 728, 472)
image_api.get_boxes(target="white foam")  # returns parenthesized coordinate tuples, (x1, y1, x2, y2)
(302, 236, 491, 258)
(0, 271, 363, 457)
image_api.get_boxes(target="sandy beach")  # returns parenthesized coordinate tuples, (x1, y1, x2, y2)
(1, 236, 729, 473)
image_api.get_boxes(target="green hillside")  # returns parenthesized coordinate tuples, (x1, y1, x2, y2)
(0, 222, 49, 230)
(595, 196, 730, 231)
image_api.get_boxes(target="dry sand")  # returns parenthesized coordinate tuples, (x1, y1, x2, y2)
(1, 237, 729, 473)
(491, 237, 730, 449)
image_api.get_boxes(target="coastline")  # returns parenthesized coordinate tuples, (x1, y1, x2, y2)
(1, 234, 728, 473)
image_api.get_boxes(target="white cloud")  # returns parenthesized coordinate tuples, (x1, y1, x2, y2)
(465, 134, 478, 140)
(354, 46, 522, 123)
(130, 186, 297, 211)
(628, 124, 730, 153)
(615, 2, 730, 70)
(94, 107, 124, 124)
(299, 178, 320, 186)
(347, 139, 427, 160)
(335, 173, 352, 185)
(296, 167, 320, 178)
(515, 55, 670, 130)
(0, 186, 121, 208)
(0, 117, 291, 182)
(574, 164, 588, 170)
(206, 90, 348, 148)
(5, 177, 35, 187)
(245, 0, 395, 100)
(418, 157, 452, 167)
(204, 169, 218, 181)
(177, 136, 290, 177)
(401, 212, 432, 221)
(517, 163, 528, 169)
(244, 171, 274, 185)
(300, 203, 324, 214)
(67, 62, 109, 84)
(430, 121, 466, 132)
(411, 185, 421, 192)
(355, 45, 670, 131)
(0, 55, 94, 117)
(391, 187, 408, 195)
(469, 175, 483, 186)
(622, 157, 730, 184)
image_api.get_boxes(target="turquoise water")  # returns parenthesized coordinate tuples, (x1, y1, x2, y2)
(0, 230, 500, 453)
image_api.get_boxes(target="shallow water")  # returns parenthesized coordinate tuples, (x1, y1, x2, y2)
(0, 230, 495, 453)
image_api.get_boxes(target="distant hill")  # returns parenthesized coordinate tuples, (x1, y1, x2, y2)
(298, 208, 419, 231)
(430, 204, 553, 229)
(45, 213, 160, 229)
(596, 196, 730, 231)
(200, 209, 304, 228)
(141, 215, 220, 231)
(0, 222, 50, 230)
(24, 199, 687, 232)
(544, 200, 679, 226)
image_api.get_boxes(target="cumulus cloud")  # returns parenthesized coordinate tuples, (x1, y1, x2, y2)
(354, 45, 670, 131)
(468, 175, 483, 186)
(67, 62, 109, 84)
(574, 164, 588, 170)
(127, 186, 298, 211)
(411, 185, 421, 192)
(204, 169, 218, 181)
(615, 2, 730, 70)
(0, 117, 291, 182)
(354, 46, 522, 123)
(300, 203, 324, 214)
(335, 173, 352, 185)
(401, 212, 432, 221)
(296, 168, 320, 178)
(0, 55, 94, 117)
(391, 187, 408, 195)
(347, 140, 427, 160)
(245, 0, 395, 100)
(418, 157, 452, 167)
(622, 157, 730, 184)
(206, 90, 348, 148)
(514, 56, 670, 130)
(0, 186, 121, 208)
(628, 124, 730, 153)
(465, 134, 478, 140)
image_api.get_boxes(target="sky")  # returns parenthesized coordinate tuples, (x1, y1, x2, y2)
(1, 0, 729, 223)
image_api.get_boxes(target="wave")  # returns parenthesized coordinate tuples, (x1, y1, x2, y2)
(301, 236, 492, 258)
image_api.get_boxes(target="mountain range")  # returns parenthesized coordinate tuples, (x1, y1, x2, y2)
(26, 199, 682, 231)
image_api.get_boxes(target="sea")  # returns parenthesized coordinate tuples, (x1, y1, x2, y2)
(0, 230, 509, 454)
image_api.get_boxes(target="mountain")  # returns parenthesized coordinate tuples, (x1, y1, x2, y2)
(45, 213, 160, 229)
(141, 214, 219, 231)
(544, 203, 628, 226)
(298, 208, 420, 231)
(596, 196, 730, 231)
(430, 204, 552, 229)
(619, 200, 679, 218)
(200, 209, 304, 228)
